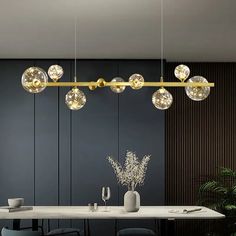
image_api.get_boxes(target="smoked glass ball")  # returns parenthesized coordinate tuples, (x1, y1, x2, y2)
(110, 77, 126, 93)
(185, 76, 210, 101)
(152, 87, 173, 110)
(48, 64, 64, 82)
(21, 67, 48, 93)
(65, 87, 86, 110)
(129, 74, 144, 90)
(174, 64, 190, 82)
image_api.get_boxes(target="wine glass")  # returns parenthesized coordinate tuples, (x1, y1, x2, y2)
(102, 187, 111, 211)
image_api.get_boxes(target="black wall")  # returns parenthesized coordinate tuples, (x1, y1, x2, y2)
(0, 60, 164, 235)
(165, 62, 236, 236)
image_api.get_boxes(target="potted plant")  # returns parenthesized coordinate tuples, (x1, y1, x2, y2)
(198, 167, 236, 235)
(107, 150, 151, 212)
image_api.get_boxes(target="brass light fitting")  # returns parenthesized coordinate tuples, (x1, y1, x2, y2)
(45, 80, 214, 88)
(21, 64, 214, 110)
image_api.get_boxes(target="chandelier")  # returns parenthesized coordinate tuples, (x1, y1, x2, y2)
(21, 2, 214, 110)
(21, 65, 214, 111)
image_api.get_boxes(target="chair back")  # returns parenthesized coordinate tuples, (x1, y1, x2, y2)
(2, 228, 41, 236)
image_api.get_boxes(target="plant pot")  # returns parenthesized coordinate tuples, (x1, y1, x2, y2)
(124, 190, 140, 212)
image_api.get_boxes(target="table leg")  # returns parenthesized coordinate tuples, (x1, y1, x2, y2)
(84, 219, 90, 236)
(87, 219, 90, 236)
(166, 219, 175, 236)
(154, 219, 159, 235)
(114, 219, 118, 236)
(48, 219, 51, 232)
(160, 219, 166, 236)
(13, 219, 21, 230)
(83, 220, 86, 236)
(32, 219, 38, 231)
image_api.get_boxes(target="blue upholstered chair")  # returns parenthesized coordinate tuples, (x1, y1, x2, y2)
(46, 227, 80, 236)
(45, 220, 81, 236)
(2, 228, 41, 236)
(117, 228, 156, 236)
(19, 219, 81, 236)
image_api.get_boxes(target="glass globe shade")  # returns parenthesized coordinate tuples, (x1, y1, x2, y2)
(129, 74, 144, 90)
(65, 87, 86, 110)
(48, 65, 64, 82)
(21, 67, 48, 93)
(110, 77, 126, 93)
(185, 76, 210, 101)
(174, 64, 190, 82)
(152, 87, 173, 110)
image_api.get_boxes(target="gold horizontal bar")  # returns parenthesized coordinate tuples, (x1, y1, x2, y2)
(46, 82, 93, 87)
(46, 81, 214, 87)
(143, 82, 215, 87)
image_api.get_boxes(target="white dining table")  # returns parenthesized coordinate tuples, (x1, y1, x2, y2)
(0, 206, 225, 236)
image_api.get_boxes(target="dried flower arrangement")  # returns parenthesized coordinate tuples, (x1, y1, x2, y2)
(107, 151, 151, 191)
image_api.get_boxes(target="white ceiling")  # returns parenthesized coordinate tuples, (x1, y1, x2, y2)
(0, 0, 235, 61)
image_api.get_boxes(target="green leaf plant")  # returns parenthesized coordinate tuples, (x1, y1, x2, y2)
(198, 167, 236, 216)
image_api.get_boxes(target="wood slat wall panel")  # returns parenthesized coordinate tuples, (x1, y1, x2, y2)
(165, 63, 236, 235)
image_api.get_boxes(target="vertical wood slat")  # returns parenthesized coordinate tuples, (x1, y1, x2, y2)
(165, 63, 236, 235)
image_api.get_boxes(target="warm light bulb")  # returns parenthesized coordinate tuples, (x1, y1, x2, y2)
(110, 77, 126, 93)
(185, 76, 210, 101)
(65, 87, 86, 110)
(152, 87, 173, 110)
(129, 74, 144, 90)
(48, 65, 64, 82)
(21, 67, 48, 93)
(174, 64, 190, 82)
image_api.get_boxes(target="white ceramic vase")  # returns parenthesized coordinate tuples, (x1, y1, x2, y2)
(124, 190, 140, 212)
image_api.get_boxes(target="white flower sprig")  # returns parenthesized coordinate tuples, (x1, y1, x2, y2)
(107, 151, 151, 190)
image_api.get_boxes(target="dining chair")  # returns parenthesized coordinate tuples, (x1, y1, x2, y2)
(45, 220, 81, 236)
(19, 219, 81, 236)
(2, 227, 41, 236)
(20, 220, 45, 235)
(117, 228, 156, 236)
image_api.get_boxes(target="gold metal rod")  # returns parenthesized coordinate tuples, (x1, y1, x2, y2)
(45, 81, 214, 87)
(46, 82, 94, 87)
(142, 82, 215, 87)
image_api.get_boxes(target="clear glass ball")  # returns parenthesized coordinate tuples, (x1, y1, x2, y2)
(174, 64, 190, 81)
(21, 67, 48, 93)
(152, 87, 173, 110)
(65, 87, 86, 110)
(185, 76, 210, 101)
(110, 77, 126, 93)
(129, 74, 144, 90)
(48, 64, 64, 82)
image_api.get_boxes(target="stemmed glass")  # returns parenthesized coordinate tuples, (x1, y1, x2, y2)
(102, 187, 111, 211)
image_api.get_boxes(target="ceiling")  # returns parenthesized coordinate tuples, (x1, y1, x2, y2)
(0, 0, 235, 61)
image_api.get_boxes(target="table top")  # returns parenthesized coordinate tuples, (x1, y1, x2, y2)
(0, 206, 225, 220)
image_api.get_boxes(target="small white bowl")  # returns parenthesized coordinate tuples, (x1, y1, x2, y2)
(8, 198, 24, 208)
